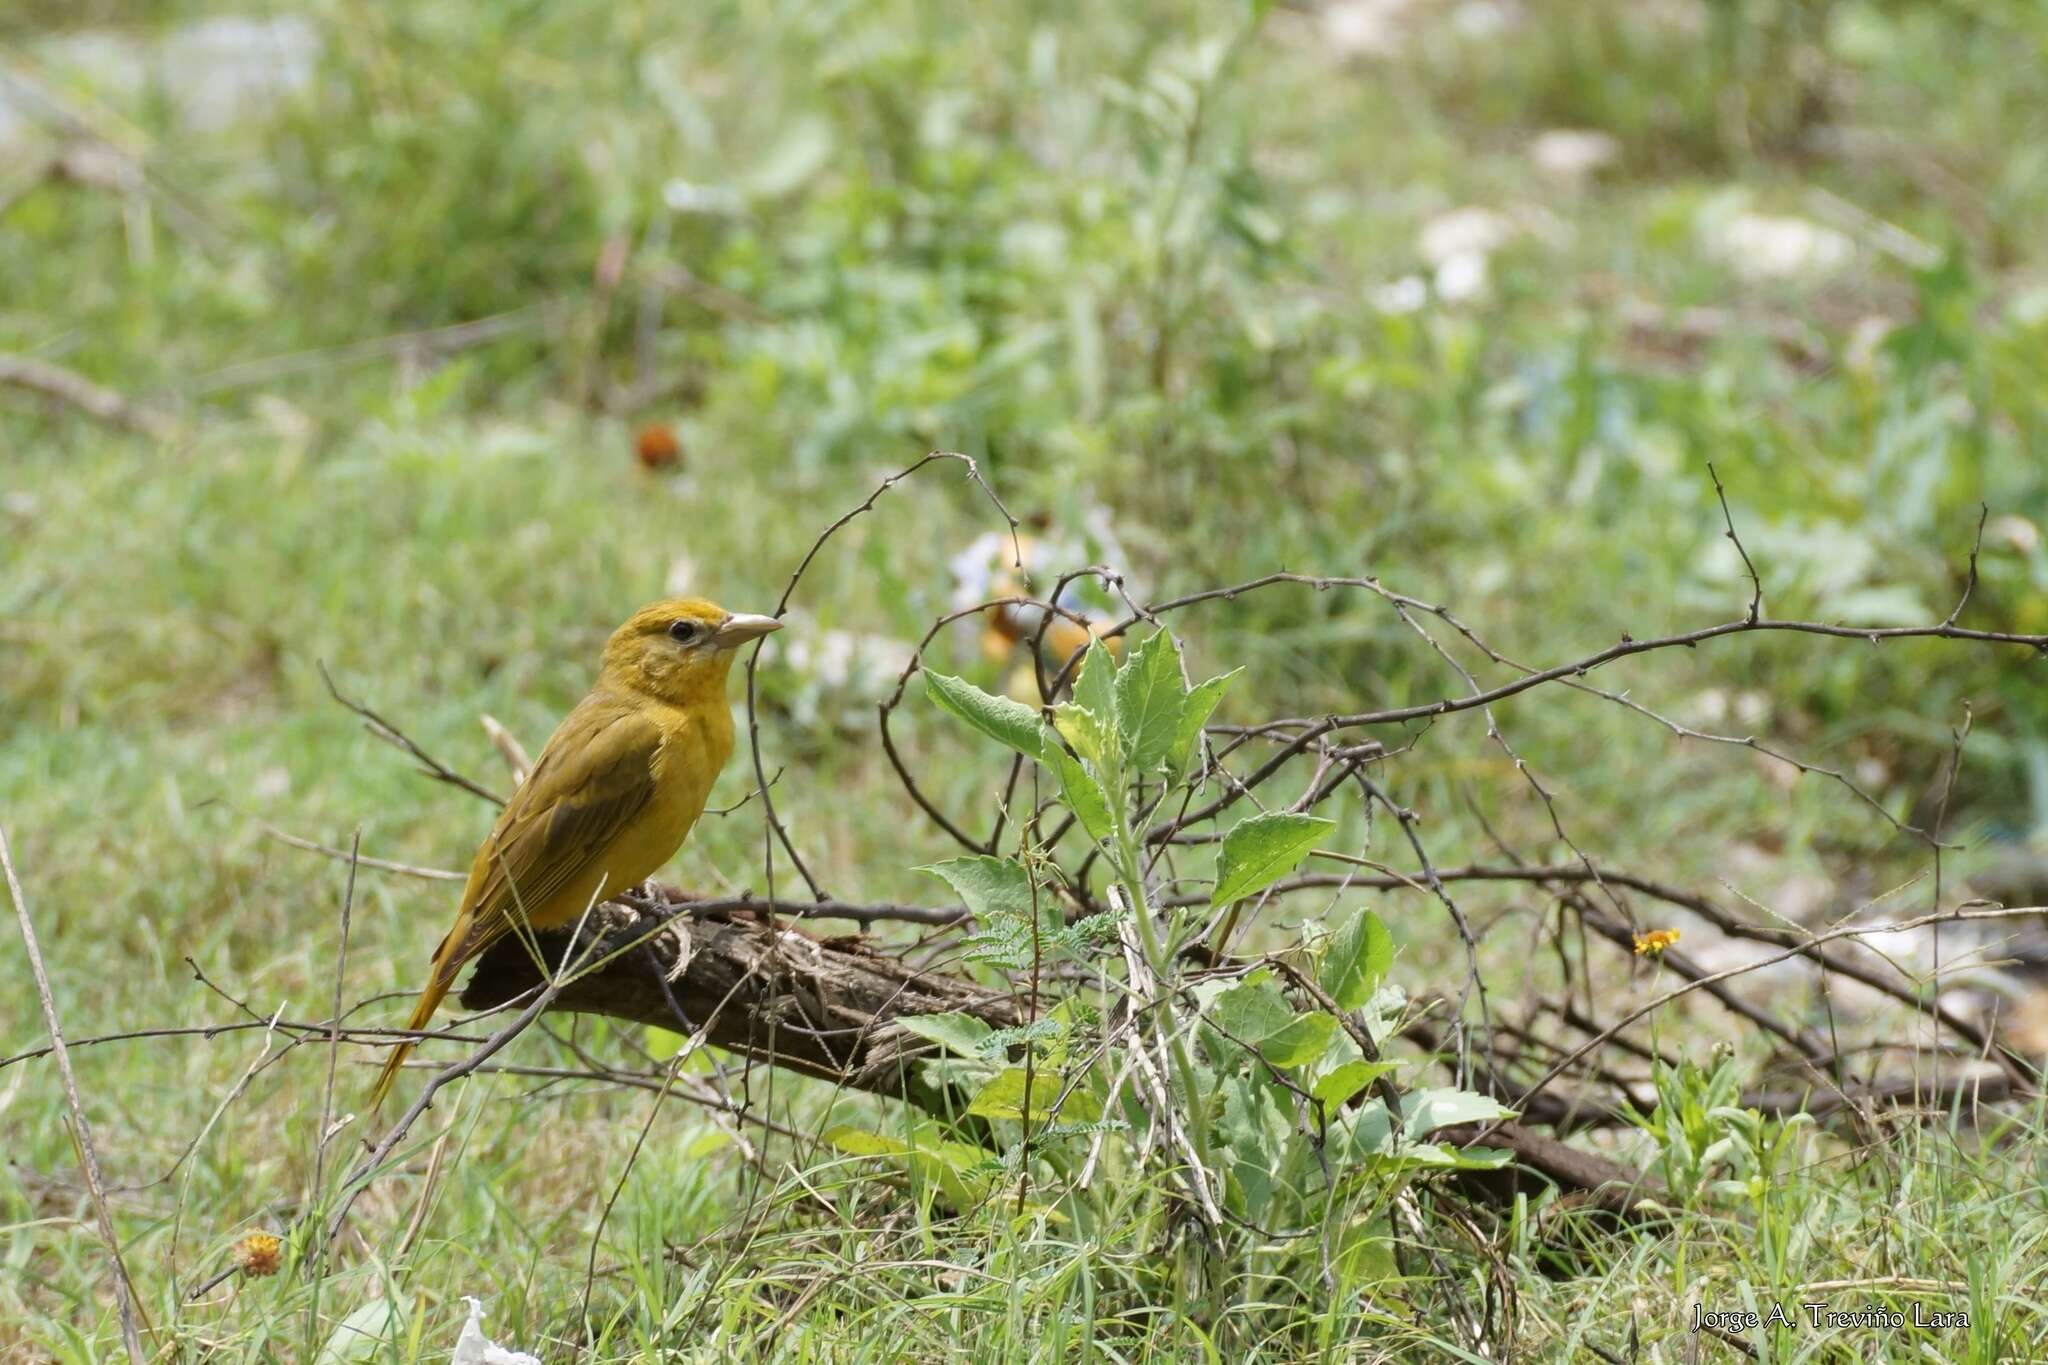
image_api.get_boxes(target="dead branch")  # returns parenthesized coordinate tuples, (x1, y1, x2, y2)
(448, 891, 1678, 1213)
(455, 893, 1020, 1110)
(0, 351, 177, 441)
(3, 826, 150, 1362)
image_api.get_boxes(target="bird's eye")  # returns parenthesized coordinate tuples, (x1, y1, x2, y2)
(668, 620, 700, 643)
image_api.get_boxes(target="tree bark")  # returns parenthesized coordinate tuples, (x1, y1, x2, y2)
(460, 891, 1019, 1115)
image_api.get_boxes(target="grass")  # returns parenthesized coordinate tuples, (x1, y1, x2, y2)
(4, 0, 2048, 1359)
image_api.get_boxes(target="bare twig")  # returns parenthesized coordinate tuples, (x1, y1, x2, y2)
(319, 663, 504, 806)
(188, 308, 550, 395)
(312, 831, 361, 1199)
(743, 451, 1026, 902)
(2, 826, 149, 1363)
(0, 351, 177, 441)
(479, 715, 533, 785)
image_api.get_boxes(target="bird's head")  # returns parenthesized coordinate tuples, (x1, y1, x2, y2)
(600, 597, 782, 705)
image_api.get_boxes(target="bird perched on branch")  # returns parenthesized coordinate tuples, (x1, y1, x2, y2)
(369, 598, 781, 1109)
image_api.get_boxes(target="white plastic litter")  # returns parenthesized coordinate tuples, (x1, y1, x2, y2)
(452, 1298, 541, 1365)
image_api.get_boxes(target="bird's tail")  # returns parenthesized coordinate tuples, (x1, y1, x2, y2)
(368, 918, 475, 1112)
(367, 971, 456, 1112)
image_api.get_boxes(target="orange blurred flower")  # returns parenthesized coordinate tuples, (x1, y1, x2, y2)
(634, 423, 682, 470)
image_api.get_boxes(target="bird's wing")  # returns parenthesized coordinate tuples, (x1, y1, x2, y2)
(451, 694, 664, 956)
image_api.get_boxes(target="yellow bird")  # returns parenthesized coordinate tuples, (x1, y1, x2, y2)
(369, 598, 781, 1109)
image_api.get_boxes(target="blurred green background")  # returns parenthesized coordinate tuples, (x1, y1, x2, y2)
(3, 0, 2046, 1356)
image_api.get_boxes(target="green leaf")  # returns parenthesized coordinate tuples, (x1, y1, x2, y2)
(1262, 1012, 1338, 1068)
(1320, 908, 1394, 1011)
(1371, 1142, 1517, 1173)
(1210, 811, 1335, 908)
(1043, 740, 1114, 841)
(1209, 979, 1337, 1069)
(1113, 630, 1185, 769)
(1070, 639, 1118, 726)
(1311, 1058, 1399, 1106)
(896, 1011, 996, 1059)
(923, 671, 1043, 760)
(823, 1124, 911, 1159)
(1401, 1088, 1518, 1140)
(824, 1124, 994, 1208)
(316, 1298, 410, 1365)
(1052, 703, 1118, 773)
(1211, 978, 1292, 1047)
(1170, 668, 1240, 772)
(967, 1068, 1102, 1122)
(920, 857, 1035, 921)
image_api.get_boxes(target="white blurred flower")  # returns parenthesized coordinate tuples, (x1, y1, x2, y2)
(1419, 207, 1517, 267)
(1844, 315, 1896, 372)
(661, 180, 745, 215)
(1417, 207, 1523, 304)
(1734, 691, 1771, 729)
(1320, 0, 1412, 57)
(1371, 275, 1429, 314)
(1452, 1, 1522, 39)
(1434, 252, 1489, 303)
(1710, 213, 1853, 281)
(1529, 129, 1618, 183)
(769, 625, 915, 693)
(1988, 514, 2041, 556)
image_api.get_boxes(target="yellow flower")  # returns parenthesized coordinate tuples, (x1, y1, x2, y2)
(233, 1232, 283, 1278)
(1633, 928, 1680, 956)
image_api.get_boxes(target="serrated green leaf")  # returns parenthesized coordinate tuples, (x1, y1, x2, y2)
(1070, 638, 1118, 725)
(921, 856, 1035, 921)
(923, 670, 1043, 759)
(1052, 702, 1118, 772)
(1043, 739, 1114, 841)
(1211, 812, 1335, 908)
(1170, 668, 1240, 772)
(1113, 630, 1185, 769)
(1211, 978, 1293, 1049)
(1311, 1058, 1400, 1106)
(895, 1011, 996, 1059)
(967, 1068, 1102, 1122)
(1320, 907, 1394, 1011)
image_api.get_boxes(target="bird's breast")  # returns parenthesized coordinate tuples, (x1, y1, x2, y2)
(642, 704, 735, 849)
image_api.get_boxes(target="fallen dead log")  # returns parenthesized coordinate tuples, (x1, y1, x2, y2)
(457, 888, 1668, 1218)
(461, 890, 1020, 1113)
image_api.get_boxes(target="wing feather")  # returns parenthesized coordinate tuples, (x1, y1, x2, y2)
(453, 695, 662, 957)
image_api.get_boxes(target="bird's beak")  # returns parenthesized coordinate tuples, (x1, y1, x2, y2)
(713, 612, 783, 647)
